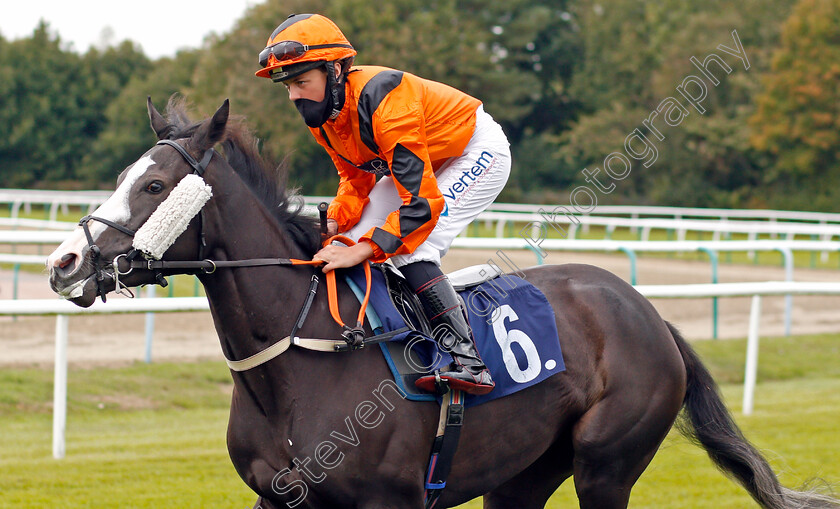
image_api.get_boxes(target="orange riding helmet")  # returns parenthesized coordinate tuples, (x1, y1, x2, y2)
(255, 13, 357, 81)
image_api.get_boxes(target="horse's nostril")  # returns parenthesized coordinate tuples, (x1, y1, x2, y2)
(58, 254, 76, 271)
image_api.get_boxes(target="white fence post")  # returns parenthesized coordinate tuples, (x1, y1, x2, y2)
(743, 295, 762, 415)
(52, 314, 69, 459)
(144, 286, 156, 363)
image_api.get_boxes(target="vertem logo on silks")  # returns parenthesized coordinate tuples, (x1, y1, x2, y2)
(440, 150, 495, 217)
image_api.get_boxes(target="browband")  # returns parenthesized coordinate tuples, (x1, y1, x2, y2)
(156, 139, 214, 176)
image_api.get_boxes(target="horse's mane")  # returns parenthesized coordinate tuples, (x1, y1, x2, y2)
(161, 97, 321, 256)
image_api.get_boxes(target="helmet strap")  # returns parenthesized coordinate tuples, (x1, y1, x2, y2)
(327, 60, 349, 119)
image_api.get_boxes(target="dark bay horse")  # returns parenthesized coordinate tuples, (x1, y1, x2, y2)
(47, 98, 837, 509)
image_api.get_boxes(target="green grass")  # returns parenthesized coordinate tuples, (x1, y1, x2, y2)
(1, 333, 839, 508)
(0, 408, 251, 507)
(0, 361, 251, 508)
(1, 204, 89, 224)
(455, 377, 840, 508)
(691, 332, 840, 384)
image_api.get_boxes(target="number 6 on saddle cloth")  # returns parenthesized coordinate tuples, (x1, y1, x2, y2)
(343, 263, 566, 408)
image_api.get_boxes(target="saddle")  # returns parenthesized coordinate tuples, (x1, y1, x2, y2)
(370, 263, 504, 399)
(379, 262, 505, 335)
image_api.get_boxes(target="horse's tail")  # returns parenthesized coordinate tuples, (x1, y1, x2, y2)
(666, 321, 838, 509)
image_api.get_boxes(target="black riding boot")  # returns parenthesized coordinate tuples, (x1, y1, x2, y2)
(410, 273, 495, 395)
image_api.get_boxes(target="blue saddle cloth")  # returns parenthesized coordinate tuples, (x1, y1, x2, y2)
(344, 266, 565, 407)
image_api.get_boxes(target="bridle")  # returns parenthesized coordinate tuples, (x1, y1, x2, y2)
(78, 138, 372, 349)
(79, 139, 214, 302)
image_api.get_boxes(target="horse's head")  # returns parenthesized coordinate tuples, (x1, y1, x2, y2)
(47, 98, 231, 307)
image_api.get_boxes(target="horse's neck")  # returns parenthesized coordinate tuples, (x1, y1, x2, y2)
(199, 185, 313, 368)
(195, 183, 385, 430)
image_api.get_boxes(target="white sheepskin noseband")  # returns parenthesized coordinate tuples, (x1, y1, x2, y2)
(132, 174, 213, 259)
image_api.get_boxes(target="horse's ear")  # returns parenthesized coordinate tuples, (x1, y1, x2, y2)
(191, 99, 230, 152)
(147, 97, 173, 140)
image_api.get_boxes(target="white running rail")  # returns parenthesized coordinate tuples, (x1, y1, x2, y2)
(3, 280, 840, 458)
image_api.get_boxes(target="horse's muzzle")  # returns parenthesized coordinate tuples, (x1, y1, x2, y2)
(48, 247, 102, 307)
(49, 270, 99, 308)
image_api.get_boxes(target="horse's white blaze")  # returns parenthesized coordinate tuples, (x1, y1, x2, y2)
(46, 155, 156, 271)
(90, 155, 156, 233)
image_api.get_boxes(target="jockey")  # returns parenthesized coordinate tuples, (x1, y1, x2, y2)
(255, 13, 511, 396)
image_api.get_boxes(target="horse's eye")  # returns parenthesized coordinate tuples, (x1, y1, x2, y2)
(146, 181, 164, 194)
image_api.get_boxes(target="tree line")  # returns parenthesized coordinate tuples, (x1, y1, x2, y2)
(0, 0, 837, 211)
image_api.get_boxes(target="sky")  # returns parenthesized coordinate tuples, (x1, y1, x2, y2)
(0, 1, 265, 59)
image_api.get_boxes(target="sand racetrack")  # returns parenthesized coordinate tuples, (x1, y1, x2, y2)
(3, 248, 840, 367)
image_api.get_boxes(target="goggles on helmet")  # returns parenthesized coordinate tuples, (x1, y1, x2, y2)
(258, 40, 354, 68)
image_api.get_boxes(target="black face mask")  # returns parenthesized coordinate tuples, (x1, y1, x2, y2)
(293, 63, 348, 128)
(294, 95, 333, 128)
